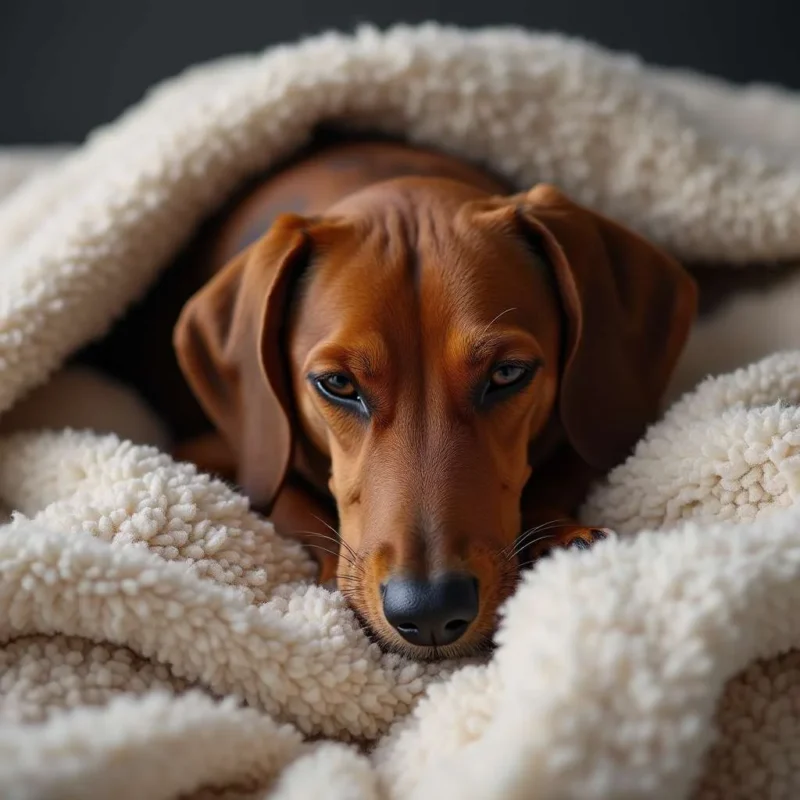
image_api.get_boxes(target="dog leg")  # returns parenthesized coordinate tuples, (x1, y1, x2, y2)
(522, 521, 612, 563)
(516, 501, 613, 567)
(519, 447, 613, 565)
(269, 480, 340, 584)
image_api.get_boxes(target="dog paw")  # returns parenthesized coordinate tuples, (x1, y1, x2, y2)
(525, 525, 613, 562)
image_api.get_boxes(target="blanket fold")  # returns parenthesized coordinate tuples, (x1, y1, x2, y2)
(3, 23, 800, 800)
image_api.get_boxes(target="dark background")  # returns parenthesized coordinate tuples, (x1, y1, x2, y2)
(2, 0, 799, 145)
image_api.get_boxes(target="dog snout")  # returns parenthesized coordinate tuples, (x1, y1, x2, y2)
(381, 572, 479, 647)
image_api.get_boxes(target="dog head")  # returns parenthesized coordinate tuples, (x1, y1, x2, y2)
(175, 178, 696, 658)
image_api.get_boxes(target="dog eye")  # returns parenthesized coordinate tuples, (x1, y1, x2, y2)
(490, 364, 527, 387)
(478, 360, 539, 408)
(316, 373, 359, 400)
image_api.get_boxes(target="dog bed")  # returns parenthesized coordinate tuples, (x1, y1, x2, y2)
(3, 24, 800, 799)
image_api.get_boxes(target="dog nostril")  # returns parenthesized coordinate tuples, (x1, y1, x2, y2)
(444, 619, 469, 634)
(396, 622, 419, 636)
(381, 573, 479, 648)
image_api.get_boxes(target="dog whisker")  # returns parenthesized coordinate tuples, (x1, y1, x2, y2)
(501, 522, 551, 558)
(310, 514, 339, 536)
(291, 530, 366, 573)
(293, 527, 367, 575)
(309, 514, 360, 562)
(503, 519, 574, 560)
(301, 542, 364, 573)
(516, 542, 584, 571)
(479, 306, 517, 337)
(502, 517, 571, 557)
(517, 557, 547, 570)
(292, 530, 341, 548)
(506, 531, 564, 562)
(302, 543, 345, 560)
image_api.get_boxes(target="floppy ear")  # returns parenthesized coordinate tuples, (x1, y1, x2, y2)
(517, 185, 697, 470)
(173, 213, 312, 510)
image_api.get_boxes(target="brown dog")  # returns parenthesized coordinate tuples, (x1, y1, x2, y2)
(159, 137, 697, 659)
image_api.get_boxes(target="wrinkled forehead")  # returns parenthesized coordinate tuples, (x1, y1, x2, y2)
(291, 187, 558, 356)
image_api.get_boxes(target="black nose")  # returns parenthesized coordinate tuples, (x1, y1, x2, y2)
(381, 573, 479, 647)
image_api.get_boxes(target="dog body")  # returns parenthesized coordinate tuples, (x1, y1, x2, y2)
(87, 138, 697, 658)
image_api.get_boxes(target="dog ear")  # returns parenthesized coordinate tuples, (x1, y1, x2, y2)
(173, 213, 312, 510)
(516, 185, 697, 470)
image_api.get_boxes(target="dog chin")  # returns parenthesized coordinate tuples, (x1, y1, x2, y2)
(350, 610, 495, 661)
(379, 632, 494, 662)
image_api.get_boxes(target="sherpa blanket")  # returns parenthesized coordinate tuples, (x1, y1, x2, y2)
(4, 24, 800, 800)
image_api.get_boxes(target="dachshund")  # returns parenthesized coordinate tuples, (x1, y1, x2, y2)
(81, 135, 698, 659)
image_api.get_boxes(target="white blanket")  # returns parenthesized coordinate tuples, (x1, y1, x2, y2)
(2, 24, 800, 800)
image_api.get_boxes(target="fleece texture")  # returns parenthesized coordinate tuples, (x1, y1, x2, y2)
(2, 23, 800, 799)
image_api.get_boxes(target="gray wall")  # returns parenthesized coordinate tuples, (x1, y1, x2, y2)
(2, 0, 799, 144)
